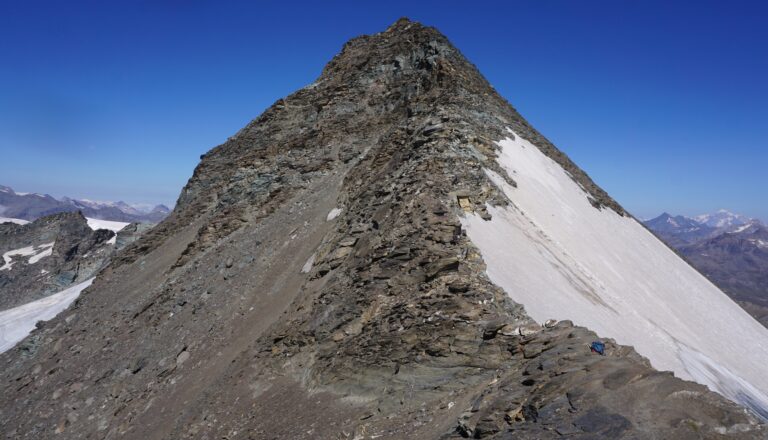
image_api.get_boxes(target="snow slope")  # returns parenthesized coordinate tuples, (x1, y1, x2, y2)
(461, 130, 768, 419)
(0, 278, 94, 353)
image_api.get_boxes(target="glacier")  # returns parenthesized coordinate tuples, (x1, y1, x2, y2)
(461, 129, 768, 419)
(0, 278, 94, 354)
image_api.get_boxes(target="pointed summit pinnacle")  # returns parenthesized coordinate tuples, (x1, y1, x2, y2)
(385, 16, 419, 33)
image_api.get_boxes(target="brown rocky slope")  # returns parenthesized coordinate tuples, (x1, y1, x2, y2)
(1, 18, 764, 439)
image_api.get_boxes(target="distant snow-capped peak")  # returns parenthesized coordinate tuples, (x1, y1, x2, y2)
(694, 209, 753, 229)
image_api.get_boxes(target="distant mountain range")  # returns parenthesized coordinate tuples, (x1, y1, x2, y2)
(644, 209, 760, 246)
(0, 184, 170, 223)
(645, 210, 768, 326)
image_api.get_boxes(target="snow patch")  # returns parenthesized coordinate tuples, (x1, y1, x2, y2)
(731, 224, 752, 234)
(1, 242, 55, 270)
(28, 244, 53, 264)
(86, 218, 130, 233)
(86, 218, 129, 245)
(460, 130, 768, 417)
(16, 193, 47, 198)
(301, 253, 316, 273)
(0, 278, 94, 353)
(326, 208, 343, 221)
(0, 217, 29, 225)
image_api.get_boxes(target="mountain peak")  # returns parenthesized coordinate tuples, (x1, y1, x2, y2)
(385, 16, 416, 32)
(176, 17, 624, 238)
(3, 20, 767, 438)
(695, 209, 752, 228)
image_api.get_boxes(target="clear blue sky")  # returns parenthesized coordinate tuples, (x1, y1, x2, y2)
(1, 1, 766, 220)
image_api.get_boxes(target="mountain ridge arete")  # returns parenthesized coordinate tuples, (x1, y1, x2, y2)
(1, 18, 766, 439)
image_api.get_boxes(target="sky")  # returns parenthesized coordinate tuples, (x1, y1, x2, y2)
(1, 1, 766, 220)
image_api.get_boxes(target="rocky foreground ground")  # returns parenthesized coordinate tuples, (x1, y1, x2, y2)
(0, 18, 765, 439)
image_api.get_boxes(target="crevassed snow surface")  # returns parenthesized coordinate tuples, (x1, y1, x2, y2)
(461, 130, 768, 419)
(0, 278, 94, 353)
(1, 242, 54, 270)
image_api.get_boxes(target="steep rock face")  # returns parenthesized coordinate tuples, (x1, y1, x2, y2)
(0, 19, 764, 439)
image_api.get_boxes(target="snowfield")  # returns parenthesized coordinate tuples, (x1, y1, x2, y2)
(461, 130, 768, 419)
(0, 278, 94, 353)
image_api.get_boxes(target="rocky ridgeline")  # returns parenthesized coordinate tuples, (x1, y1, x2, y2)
(0, 18, 764, 439)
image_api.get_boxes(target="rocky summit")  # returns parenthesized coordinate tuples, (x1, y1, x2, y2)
(1, 19, 765, 439)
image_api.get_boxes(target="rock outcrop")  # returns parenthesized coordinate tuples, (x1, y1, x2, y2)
(1, 212, 111, 310)
(0, 212, 146, 311)
(0, 18, 764, 439)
